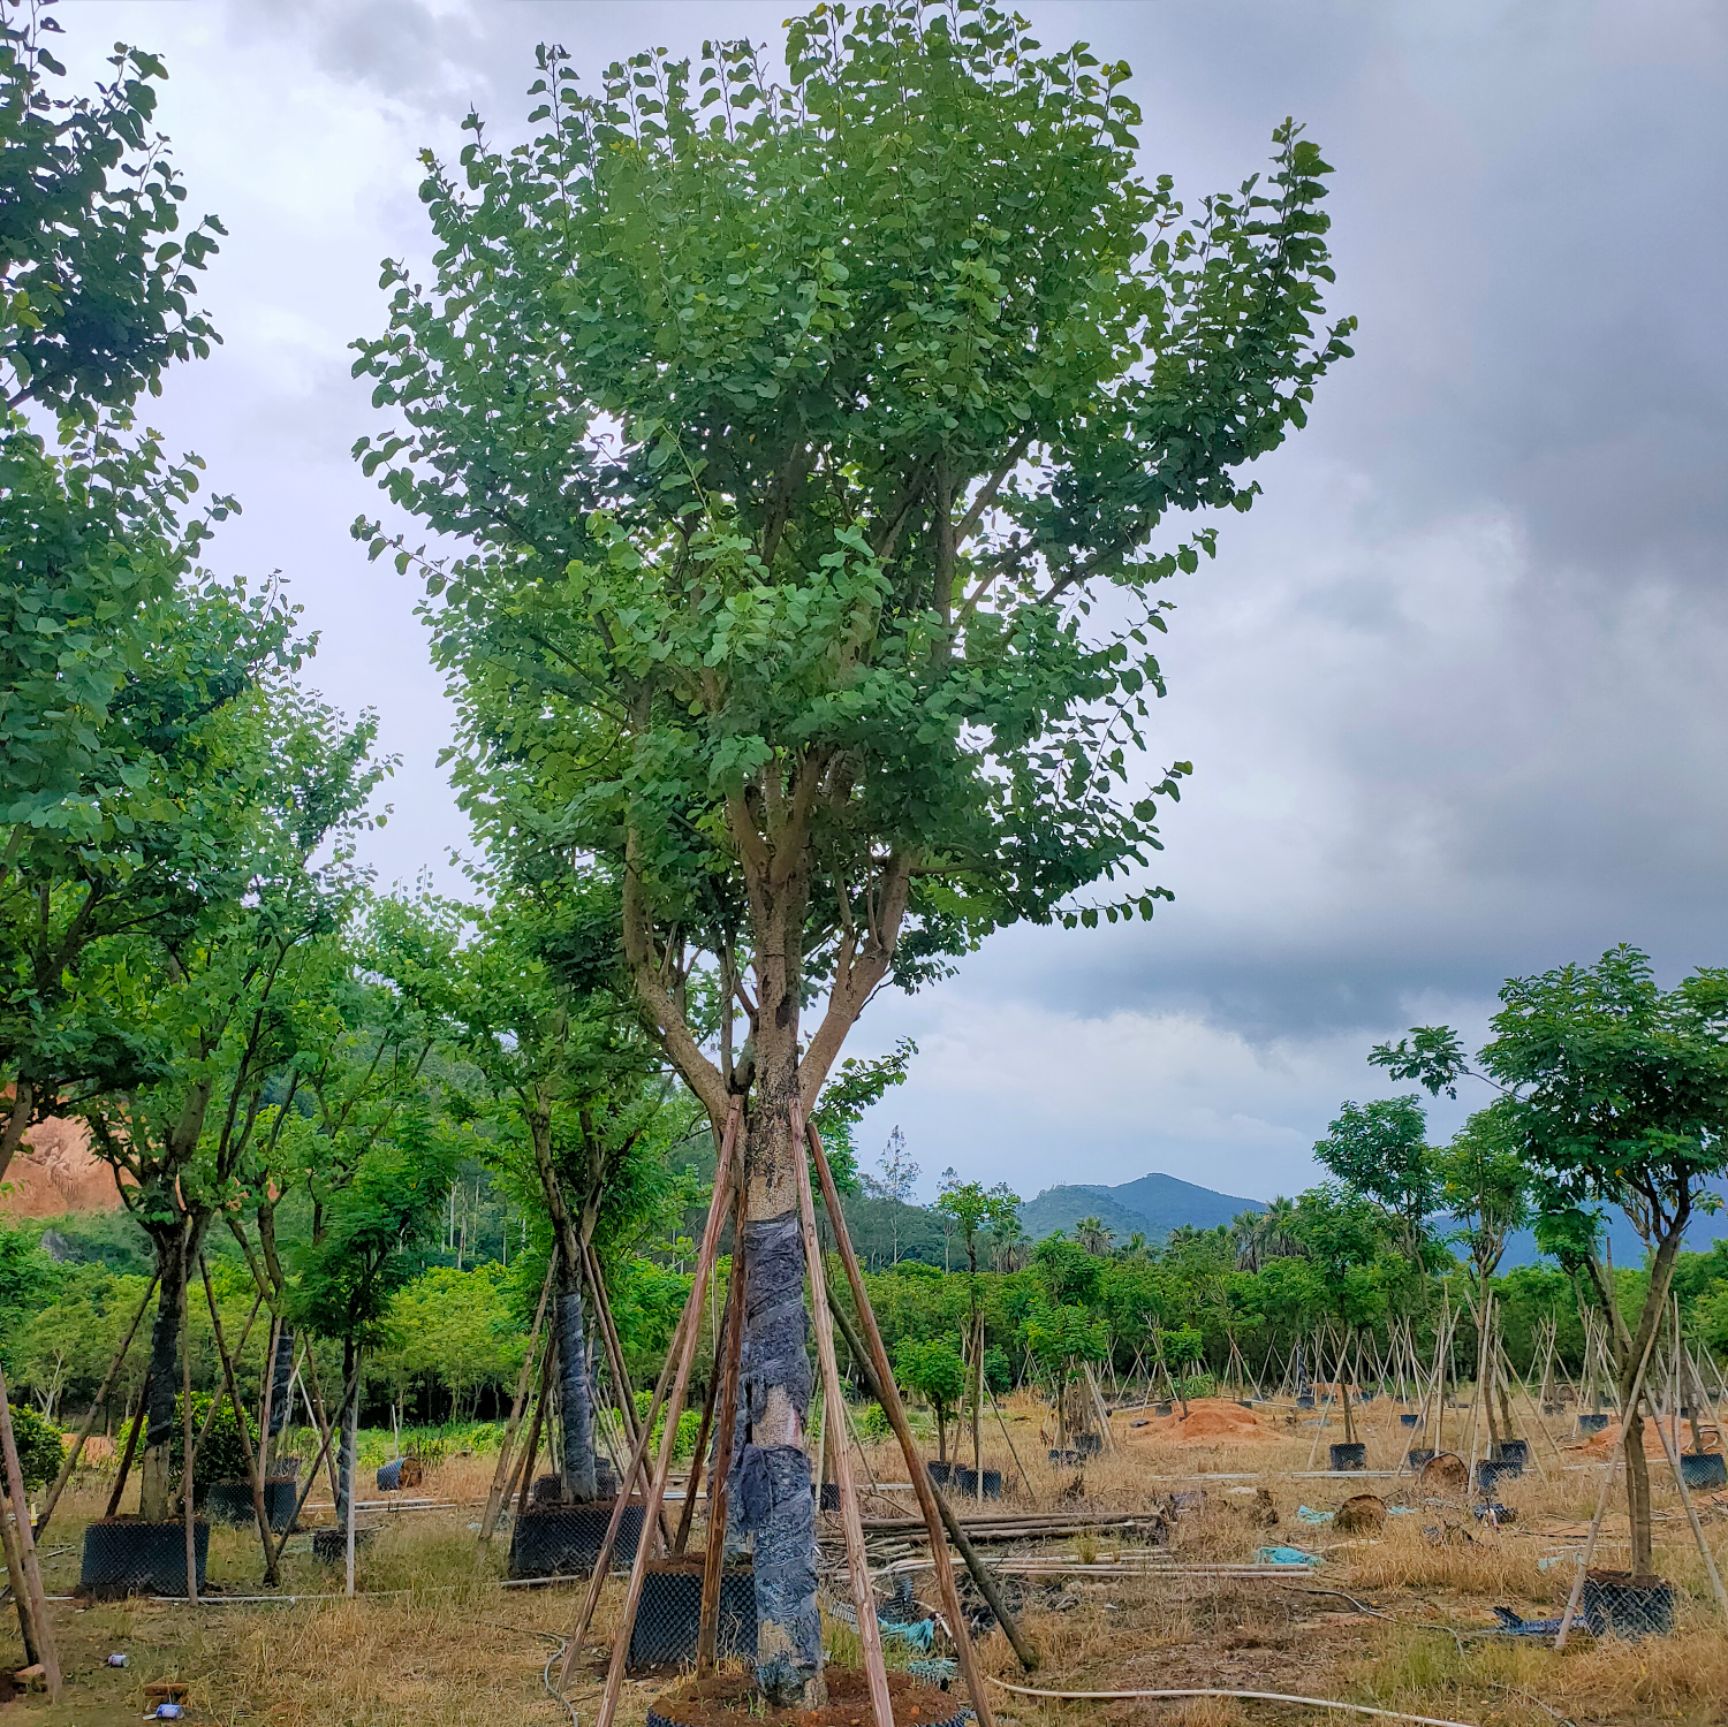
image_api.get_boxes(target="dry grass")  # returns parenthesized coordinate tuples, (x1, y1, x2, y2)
(12, 1392, 1728, 1725)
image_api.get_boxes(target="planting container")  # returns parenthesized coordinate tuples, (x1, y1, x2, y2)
(627, 1556, 755, 1672)
(948, 1465, 1003, 1498)
(507, 1496, 644, 1580)
(1328, 1442, 1367, 1472)
(80, 1518, 208, 1600)
(1583, 1569, 1675, 1639)
(205, 1476, 298, 1531)
(1680, 1452, 1728, 1490)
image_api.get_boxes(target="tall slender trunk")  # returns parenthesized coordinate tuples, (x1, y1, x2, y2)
(138, 1227, 189, 1524)
(556, 1260, 598, 1503)
(527, 1101, 601, 1504)
(336, 1336, 358, 1529)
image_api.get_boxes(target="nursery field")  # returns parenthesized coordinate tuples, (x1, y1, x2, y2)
(13, 1391, 1728, 1727)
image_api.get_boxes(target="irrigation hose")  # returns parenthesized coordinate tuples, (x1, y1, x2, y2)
(986, 1675, 1479, 1727)
(482, 1621, 581, 1727)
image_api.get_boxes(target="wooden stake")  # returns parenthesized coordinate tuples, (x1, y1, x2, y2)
(586, 1106, 739, 1727)
(106, 1371, 151, 1517)
(806, 1117, 998, 1727)
(674, 1262, 734, 1557)
(198, 1257, 279, 1586)
(557, 1101, 739, 1693)
(268, 1366, 361, 1573)
(0, 1363, 60, 1700)
(343, 1348, 360, 1598)
(515, 1335, 557, 1522)
(698, 1177, 748, 1676)
(1556, 1312, 1665, 1649)
(34, 1270, 158, 1539)
(480, 1258, 556, 1543)
(791, 1101, 893, 1727)
(180, 1250, 199, 1606)
(830, 1298, 1039, 1676)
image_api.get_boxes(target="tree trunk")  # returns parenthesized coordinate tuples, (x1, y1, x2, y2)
(734, 1071, 821, 1708)
(937, 1409, 948, 1464)
(527, 1101, 602, 1505)
(0, 1079, 34, 1188)
(556, 1257, 599, 1503)
(138, 1229, 189, 1524)
(268, 1328, 295, 1439)
(1625, 1414, 1655, 1575)
(336, 1336, 358, 1531)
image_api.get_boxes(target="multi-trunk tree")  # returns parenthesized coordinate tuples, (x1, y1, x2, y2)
(76, 676, 384, 1525)
(355, 0, 1350, 1699)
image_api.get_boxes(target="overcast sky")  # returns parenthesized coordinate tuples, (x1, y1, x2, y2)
(57, 0, 1728, 1205)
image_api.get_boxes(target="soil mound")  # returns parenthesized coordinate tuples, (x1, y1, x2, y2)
(0, 1115, 125, 1218)
(1575, 1416, 1723, 1459)
(1120, 1397, 1276, 1445)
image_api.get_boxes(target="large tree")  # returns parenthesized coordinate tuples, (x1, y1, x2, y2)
(355, 2, 1350, 1699)
(1376, 946, 1728, 1576)
(76, 676, 384, 1524)
(1, 0, 233, 1179)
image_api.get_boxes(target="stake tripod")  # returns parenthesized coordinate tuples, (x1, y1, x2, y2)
(0, 1362, 61, 1699)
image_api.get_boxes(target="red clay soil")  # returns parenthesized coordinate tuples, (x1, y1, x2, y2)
(1574, 1416, 1724, 1459)
(0, 1114, 127, 1218)
(1119, 1397, 1278, 1444)
(650, 1669, 963, 1727)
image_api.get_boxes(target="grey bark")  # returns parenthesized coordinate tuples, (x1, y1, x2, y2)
(556, 1263, 599, 1503)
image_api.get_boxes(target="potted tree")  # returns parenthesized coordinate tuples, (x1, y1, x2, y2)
(357, 0, 1351, 1706)
(1378, 946, 1728, 1636)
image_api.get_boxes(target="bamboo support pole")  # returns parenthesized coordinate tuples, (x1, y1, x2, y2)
(557, 1101, 739, 1694)
(34, 1270, 158, 1539)
(674, 1258, 733, 1558)
(791, 1103, 893, 1727)
(587, 1109, 739, 1727)
(698, 1178, 748, 1675)
(480, 1258, 556, 1543)
(806, 1117, 998, 1727)
(1555, 1312, 1665, 1649)
(199, 1258, 279, 1586)
(0, 1362, 60, 1699)
(179, 1254, 199, 1606)
(830, 1300, 1039, 1675)
(106, 1371, 151, 1518)
(268, 1366, 362, 1573)
(514, 1337, 557, 1522)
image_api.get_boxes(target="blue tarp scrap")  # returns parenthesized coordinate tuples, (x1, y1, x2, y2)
(1491, 1606, 1564, 1637)
(1258, 1544, 1323, 1567)
(1296, 1505, 1335, 1524)
(907, 1657, 959, 1685)
(880, 1617, 937, 1653)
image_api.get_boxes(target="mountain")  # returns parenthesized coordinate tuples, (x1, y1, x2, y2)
(1019, 1171, 1265, 1246)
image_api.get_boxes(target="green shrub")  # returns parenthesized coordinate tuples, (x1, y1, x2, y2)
(854, 1402, 890, 1442)
(165, 1392, 257, 1486)
(8, 1404, 64, 1492)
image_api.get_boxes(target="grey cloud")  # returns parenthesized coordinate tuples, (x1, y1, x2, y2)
(56, 0, 1728, 1199)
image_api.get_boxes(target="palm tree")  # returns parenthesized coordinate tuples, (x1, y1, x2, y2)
(1075, 1215, 1114, 1257)
(1230, 1209, 1267, 1272)
(1261, 1196, 1303, 1259)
